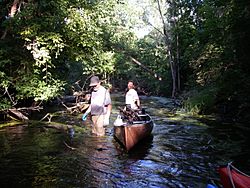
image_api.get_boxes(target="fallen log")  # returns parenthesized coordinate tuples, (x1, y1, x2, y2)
(8, 108, 29, 121)
(7, 106, 43, 122)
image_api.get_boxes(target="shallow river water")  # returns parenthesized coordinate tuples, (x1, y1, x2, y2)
(0, 94, 250, 187)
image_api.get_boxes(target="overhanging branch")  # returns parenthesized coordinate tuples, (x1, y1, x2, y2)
(114, 47, 162, 81)
(130, 57, 162, 81)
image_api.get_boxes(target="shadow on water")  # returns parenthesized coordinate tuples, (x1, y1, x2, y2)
(0, 94, 250, 187)
(116, 135, 154, 159)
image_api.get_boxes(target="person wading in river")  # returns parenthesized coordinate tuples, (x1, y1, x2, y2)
(82, 76, 112, 136)
(125, 81, 140, 110)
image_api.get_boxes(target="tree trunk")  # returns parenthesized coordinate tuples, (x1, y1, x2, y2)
(176, 33, 181, 92)
(1, 0, 20, 39)
(157, 0, 178, 98)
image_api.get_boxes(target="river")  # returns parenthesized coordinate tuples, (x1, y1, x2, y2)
(0, 94, 249, 187)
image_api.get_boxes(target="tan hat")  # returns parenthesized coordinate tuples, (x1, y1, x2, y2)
(89, 76, 100, 86)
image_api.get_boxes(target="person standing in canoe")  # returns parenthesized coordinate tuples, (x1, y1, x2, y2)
(125, 81, 140, 110)
(82, 76, 112, 136)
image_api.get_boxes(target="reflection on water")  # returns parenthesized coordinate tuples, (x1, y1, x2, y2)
(0, 94, 250, 187)
(68, 127, 75, 139)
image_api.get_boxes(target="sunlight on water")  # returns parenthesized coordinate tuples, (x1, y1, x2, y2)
(0, 94, 250, 187)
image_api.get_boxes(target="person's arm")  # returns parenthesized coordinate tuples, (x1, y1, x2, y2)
(85, 105, 91, 114)
(134, 90, 140, 108)
(106, 103, 112, 116)
(82, 103, 91, 121)
(135, 98, 140, 108)
(82, 105, 91, 121)
(104, 89, 112, 114)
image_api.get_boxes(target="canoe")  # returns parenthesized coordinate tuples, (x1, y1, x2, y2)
(114, 113, 154, 151)
(219, 163, 250, 188)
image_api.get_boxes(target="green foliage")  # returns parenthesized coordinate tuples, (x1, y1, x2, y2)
(0, 0, 249, 123)
(172, 0, 250, 120)
(109, 0, 172, 95)
(135, 36, 171, 95)
(15, 75, 65, 101)
(0, 71, 10, 89)
(183, 86, 218, 115)
(189, 43, 225, 86)
(0, 0, 118, 108)
(0, 98, 11, 111)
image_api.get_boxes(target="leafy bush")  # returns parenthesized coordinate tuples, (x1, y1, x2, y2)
(0, 98, 11, 111)
(15, 76, 65, 102)
(183, 86, 218, 115)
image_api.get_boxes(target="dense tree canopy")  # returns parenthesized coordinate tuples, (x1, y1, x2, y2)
(0, 0, 118, 108)
(0, 0, 249, 123)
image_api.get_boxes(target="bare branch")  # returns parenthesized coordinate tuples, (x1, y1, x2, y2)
(130, 57, 162, 81)
(64, 141, 77, 150)
(5, 87, 17, 106)
(81, 74, 93, 91)
(40, 113, 53, 122)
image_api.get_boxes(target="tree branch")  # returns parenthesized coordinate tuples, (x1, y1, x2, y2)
(130, 57, 162, 81)
(1, 0, 20, 39)
(5, 87, 17, 106)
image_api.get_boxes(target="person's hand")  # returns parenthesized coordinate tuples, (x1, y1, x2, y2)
(82, 113, 88, 121)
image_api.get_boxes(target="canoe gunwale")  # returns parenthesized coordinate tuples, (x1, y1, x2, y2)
(114, 119, 152, 127)
(219, 162, 250, 188)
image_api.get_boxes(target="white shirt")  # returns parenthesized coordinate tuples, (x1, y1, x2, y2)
(91, 86, 111, 115)
(125, 89, 139, 110)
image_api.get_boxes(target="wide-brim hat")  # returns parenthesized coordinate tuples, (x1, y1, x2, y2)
(89, 76, 100, 86)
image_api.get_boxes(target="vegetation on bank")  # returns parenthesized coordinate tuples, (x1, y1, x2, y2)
(0, 0, 249, 123)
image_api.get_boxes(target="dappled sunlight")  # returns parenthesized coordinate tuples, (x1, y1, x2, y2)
(0, 95, 249, 187)
(0, 121, 26, 129)
(142, 96, 209, 127)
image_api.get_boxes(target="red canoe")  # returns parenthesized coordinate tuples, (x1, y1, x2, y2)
(114, 114, 154, 151)
(219, 163, 250, 188)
